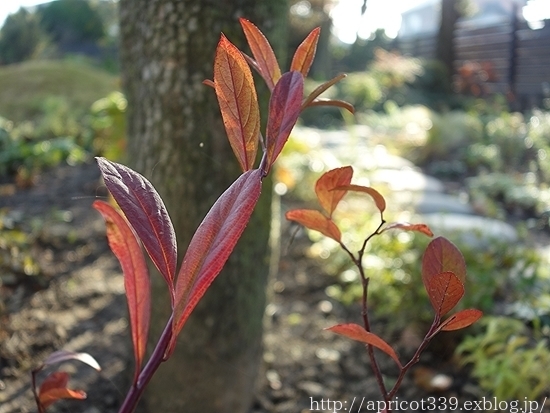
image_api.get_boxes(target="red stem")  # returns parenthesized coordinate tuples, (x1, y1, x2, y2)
(118, 315, 174, 413)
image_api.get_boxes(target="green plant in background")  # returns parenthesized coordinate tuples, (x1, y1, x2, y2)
(90, 91, 127, 161)
(457, 316, 550, 401)
(0, 209, 41, 291)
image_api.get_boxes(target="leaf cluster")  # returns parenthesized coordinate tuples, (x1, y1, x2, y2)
(457, 317, 550, 401)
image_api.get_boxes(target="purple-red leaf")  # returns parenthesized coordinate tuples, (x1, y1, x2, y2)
(96, 157, 177, 297)
(42, 350, 101, 372)
(239, 18, 282, 91)
(426, 271, 464, 317)
(315, 166, 353, 217)
(265, 71, 304, 173)
(333, 184, 386, 214)
(214, 34, 261, 172)
(440, 309, 483, 331)
(285, 209, 341, 242)
(169, 169, 263, 355)
(93, 200, 150, 383)
(290, 27, 320, 77)
(383, 222, 434, 237)
(422, 236, 467, 288)
(326, 323, 402, 368)
(38, 372, 86, 409)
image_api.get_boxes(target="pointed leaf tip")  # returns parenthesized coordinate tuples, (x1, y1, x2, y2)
(326, 323, 401, 367)
(239, 18, 282, 90)
(214, 35, 260, 172)
(291, 26, 320, 77)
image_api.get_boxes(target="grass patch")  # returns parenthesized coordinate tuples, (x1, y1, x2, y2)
(0, 59, 119, 122)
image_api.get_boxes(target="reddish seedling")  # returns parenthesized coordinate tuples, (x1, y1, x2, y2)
(286, 167, 482, 407)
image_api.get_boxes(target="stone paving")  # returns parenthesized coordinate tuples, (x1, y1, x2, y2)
(292, 126, 518, 249)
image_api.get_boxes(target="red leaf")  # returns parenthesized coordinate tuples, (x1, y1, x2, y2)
(93, 200, 150, 383)
(214, 34, 261, 172)
(326, 323, 402, 368)
(42, 351, 101, 371)
(169, 169, 263, 355)
(38, 372, 86, 408)
(422, 236, 466, 289)
(96, 157, 177, 296)
(265, 71, 304, 173)
(290, 27, 320, 77)
(285, 209, 341, 242)
(440, 309, 483, 331)
(315, 166, 353, 217)
(333, 184, 386, 213)
(427, 271, 464, 317)
(383, 222, 434, 237)
(239, 18, 282, 90)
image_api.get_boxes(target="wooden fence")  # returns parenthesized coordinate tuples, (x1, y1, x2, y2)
(395, 16, 550, 110)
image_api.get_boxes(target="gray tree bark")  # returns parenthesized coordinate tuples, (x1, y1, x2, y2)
(118, 1, 287, 412)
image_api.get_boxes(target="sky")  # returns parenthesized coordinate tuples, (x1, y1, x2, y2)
(1, 0, 550, 44)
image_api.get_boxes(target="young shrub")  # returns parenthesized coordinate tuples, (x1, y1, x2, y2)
(32, 19, 352, 413)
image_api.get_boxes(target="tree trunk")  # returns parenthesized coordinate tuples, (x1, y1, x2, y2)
(118, 1, 287, 412)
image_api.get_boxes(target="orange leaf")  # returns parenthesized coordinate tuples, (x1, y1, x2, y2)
(427, 271, 464, 317)
(290, 27, 320, 77)
(93, 200, 150, 383)
(326, 323, 402, 368)
(239, 18, 282, 91)
(305, 98, 355, 114)
(383, 222, 434, 237)
(286, 209, 341, 242)
(422, 237, 467, 288)
(39, 387, 87, 408)
(214, 34, 260, 172)
(302, 73, 347, 110)
(333, 184, 386, 213)
(440, 309, 483, 331)
(38, 372, 86, 408)
(315, 166, 353, 217)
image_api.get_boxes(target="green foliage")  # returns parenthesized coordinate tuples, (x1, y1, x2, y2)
(0, 8, 42, 64)
(457, 316, 550, 401)
(0, 114, 88, 178)
(89, 91, 127, 161)
(0, 209, 42, 290)
(37, 0, 105, 45)
(0, 60, 118, 123)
